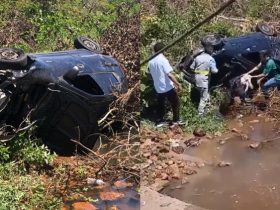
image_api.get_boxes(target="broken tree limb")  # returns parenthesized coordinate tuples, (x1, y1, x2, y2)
(140, 0, 236, 65)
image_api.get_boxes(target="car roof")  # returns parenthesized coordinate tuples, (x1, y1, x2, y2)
(221, 32, 272, 56)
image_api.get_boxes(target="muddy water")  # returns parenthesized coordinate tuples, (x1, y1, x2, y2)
(65, 185, 140, 209)
(163, 117, 280, 210)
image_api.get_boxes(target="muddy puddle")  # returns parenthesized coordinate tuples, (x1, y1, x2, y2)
(163, 117, 280, 210)
(64, 184, 140, 209)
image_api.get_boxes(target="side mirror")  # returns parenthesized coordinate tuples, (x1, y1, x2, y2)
(63, 66, 80, 81)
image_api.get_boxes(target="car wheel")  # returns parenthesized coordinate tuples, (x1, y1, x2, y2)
(201, 34, 223, 50)
(74, 36, 103, 53)
(256, 22, 275, 36)
(0, 48, 28, 70)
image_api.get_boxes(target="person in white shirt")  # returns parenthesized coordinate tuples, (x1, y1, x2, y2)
(148, 43, 183, 127)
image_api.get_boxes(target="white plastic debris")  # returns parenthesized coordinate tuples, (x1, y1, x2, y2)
(87, 178, 105, 186)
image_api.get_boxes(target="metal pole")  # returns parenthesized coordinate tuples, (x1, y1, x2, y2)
(141, 0, 236, 65)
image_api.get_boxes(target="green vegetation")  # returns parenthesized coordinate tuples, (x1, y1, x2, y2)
(140, 0, 280, 132)
(0, 126, 59, 209)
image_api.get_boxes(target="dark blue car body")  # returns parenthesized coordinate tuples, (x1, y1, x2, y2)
(210, 32, 280, 86)
(1, 49, 127, 154)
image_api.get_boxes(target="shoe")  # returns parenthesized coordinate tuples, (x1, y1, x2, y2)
(155, 121, 168, 128)
(170, 120, 185, 127)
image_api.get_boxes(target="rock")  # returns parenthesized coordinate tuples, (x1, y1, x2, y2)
(171, 146, 184, 154)
(108, 206, 118, 210)
(87, 178, 105, 186)
(217, 161, 232, 167)
(214, 131, 222, 137)
(100, 191, 125, 201)
(149, 179, 169, 191)
(72, 202, 97, 210)
(249, 119, 259, 123)
(193, 128, 206, 137)
(156, 165, 163, 170)
(219, 140, 226, 145)
(240, 133, 249, 141)
(161, 173, 169, 180)
(184, 137, 201, 147)
(196, 162, 205, 168)
(168, 160, 174, 165)
(151, 137, 160, 142)
(181, 177, 189, 184)
(231, 128, 241, 133)
(158, 145, 169, 153)
(183, 169, 197, 175)
(249, 142, 261, 149)
(143, 152, 151, 158)
(114, 180, 133, 189)
(170, 164, 180, 179)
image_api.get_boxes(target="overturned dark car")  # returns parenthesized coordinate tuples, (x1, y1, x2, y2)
(0, 37, 128, 154)
(179, 23, 280, 89)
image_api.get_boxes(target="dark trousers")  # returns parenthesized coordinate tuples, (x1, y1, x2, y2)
(157, 88, 180, 122)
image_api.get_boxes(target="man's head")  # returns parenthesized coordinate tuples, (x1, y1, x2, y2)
(260, 50, 271, 62)
(153, 42, 164, 53)
(203, 44, 214, 55)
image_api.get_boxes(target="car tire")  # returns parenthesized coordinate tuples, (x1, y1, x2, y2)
(74, 36, 103, 53)
(0, 48, 28, 70)
(255, 22, 275, 36)
(201, 34, 223, 50)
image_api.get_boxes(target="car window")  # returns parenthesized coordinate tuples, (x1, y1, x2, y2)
(241, 52, 260, 64)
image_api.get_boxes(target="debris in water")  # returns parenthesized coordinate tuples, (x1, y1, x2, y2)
(219, 140, 226, 145)
(217, 161, 232, 167)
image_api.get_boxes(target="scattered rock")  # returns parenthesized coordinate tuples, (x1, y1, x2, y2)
(214, 131, 222, 137)
(181, 177, 189, 184)
(231, 128, 241, 133)
(168, 160, 174, 165)
(196, 162, 205, 168)
(161, 173, 169, 180)
(158, 145, 169, 153)
(108, 206, 118, 210)
(72, 202, 97, 210)
(249, 142, 261, 149)
(184, 137, 201, 147)
(193, 128, 206, 137)
(217, 161, 232, 167)
(219, 140, 226, 145)
(143, 153, 151, 158)
(149, 179, 169, 191)
(249, 119, 259, 123)
(114, 180, 133, 189)
(156, 165, 163, 170)
(100, 192, 125, 201)
(87, 178, 105, 186)
(240, 133, 249, 141)
(183, 169, 197, 175)
(171, 146, 184, 154)
(170, 164, 180, 179)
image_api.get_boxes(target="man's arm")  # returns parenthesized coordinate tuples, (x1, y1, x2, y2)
(209, 58, 218, 74)
(168, 72, 182, 91)
(247, 62, 262, 75)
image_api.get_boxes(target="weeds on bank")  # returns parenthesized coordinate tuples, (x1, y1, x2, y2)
(0, 126, 61, 209)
